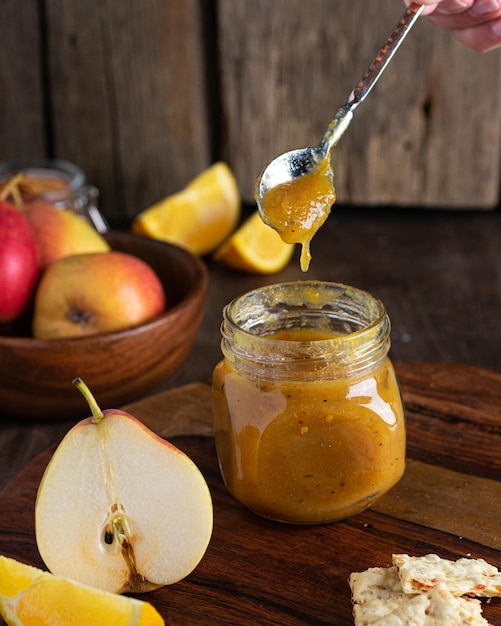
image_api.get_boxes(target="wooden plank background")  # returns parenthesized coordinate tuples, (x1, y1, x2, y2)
(1, 0, 500, 223)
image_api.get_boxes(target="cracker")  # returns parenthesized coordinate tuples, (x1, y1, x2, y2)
(393, 553, 501, 598)
(349, 563, 491, 625)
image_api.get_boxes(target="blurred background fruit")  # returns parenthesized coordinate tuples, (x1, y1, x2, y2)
(32, 251, 166, 340)
(213, 210, 295, 274)
(133, 162, 240, 256)
(0, 232, 208, 420)
(24, 201, 110, 270)
(0, 200, 40, 322)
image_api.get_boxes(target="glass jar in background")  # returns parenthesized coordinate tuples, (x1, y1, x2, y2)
(0, 158, 108, 233)
(212, 281, 406, 524)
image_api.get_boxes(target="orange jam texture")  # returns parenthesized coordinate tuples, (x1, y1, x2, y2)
(260, 159, 336, 272)
(213, 330, 405, 523)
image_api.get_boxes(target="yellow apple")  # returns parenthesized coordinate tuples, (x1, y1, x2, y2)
(35, 378, 213, 594)
(24, 201, 110, 269)
(32, 251, 166, 339)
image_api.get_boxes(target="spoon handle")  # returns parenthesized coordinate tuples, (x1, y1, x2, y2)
(350, 2, 424, 106)
(320, 2, 424, 155)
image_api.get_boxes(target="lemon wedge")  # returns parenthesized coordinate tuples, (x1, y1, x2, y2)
(213, 210, 295, 274)
(132, 162, 240, 256)
(0, 555, 164, 626)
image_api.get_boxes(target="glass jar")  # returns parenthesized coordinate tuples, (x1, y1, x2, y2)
(212, 281, 406, 524)
(0, 158, 108, 233)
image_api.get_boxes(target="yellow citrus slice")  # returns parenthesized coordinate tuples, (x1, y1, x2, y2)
(213, 210, 295, 274)
(0, 555, 164, 626)
(132, 162, 240, 256)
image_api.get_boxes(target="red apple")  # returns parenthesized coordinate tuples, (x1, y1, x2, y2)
(0, 199, 40, 322)
(32, 251, 167, 339)
(24, 201, 110, 270)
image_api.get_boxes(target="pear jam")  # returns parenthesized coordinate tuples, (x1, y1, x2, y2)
(260, 159, 335, 272)
(212, 281, 405, 524)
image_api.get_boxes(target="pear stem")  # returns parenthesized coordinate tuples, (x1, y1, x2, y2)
(0, 173, 25, 206)
(72, 377, 105, 424)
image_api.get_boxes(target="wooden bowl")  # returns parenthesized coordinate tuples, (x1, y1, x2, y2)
(0, 232, 208, 420)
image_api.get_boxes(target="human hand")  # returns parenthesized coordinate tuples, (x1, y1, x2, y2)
(405, 0, 501, 52)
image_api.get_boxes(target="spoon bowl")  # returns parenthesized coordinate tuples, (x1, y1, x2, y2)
(256, 147, 323, 201)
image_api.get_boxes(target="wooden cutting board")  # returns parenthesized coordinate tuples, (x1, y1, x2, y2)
(1, 361, 501, 625)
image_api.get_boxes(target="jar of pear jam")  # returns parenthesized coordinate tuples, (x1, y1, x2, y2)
(0, 158, 107, 232)
(212, 281, 405, 524)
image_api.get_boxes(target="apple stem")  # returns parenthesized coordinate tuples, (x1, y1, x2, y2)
(72, 377, 104, 424)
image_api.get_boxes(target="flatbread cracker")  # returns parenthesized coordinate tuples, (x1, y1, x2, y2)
(350, 566, 490, 625)
(350, 566, 408, 621)
(393, 554, 501, 598)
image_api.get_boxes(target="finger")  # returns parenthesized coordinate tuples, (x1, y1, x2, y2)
(427, 0, 475, 13)
(428, 0, 501, 30)
(451, 16, 501, 50)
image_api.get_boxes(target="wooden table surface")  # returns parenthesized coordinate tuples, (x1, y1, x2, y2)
(0, 206, 500, 624)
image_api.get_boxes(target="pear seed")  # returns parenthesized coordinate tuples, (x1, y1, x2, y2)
(104, 531, 114, 545)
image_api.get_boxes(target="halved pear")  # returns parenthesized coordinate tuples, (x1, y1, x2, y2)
(35, 379, 213, 594)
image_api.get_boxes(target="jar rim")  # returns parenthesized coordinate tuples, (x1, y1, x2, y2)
(221, 281, 391, 376)
(224, 280, 386, 343)
(0, 158, 86, 194)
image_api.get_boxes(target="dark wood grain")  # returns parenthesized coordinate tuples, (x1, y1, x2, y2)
(0, 0, 212, 222)
(397, 361, 501, 478)
(1, 362, 501, 625)
(46, 0, 212, 222)
(0, 0, 46, 160)
(373, 459, 501, 550)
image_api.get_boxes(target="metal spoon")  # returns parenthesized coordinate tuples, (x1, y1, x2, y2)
(255, 2, 425, 214)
